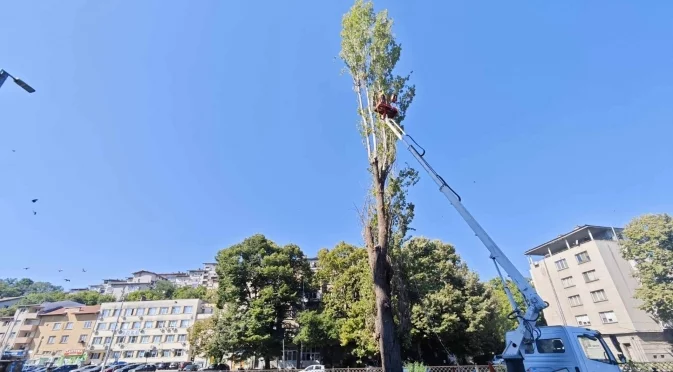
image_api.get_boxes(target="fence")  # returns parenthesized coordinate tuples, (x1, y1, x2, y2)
(233, 364, 673, 372)
(620, 362, 673, 372)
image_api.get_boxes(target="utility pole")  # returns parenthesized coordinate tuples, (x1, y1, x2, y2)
(0, 69, 35, 93)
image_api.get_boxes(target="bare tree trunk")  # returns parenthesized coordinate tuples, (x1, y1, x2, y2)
(365, 159, 402, 372)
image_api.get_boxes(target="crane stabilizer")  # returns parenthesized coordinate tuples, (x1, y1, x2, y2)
(382, 117, 549, 363)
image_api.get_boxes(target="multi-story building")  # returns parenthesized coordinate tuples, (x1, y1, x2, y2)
(526, 225, 672, 363)
(30, 305, 100, 366)
(87, 299, 212, 365)
(89, 272, 167, 300)
(0, 297, 24, 309)
(0, 301, 83, 354)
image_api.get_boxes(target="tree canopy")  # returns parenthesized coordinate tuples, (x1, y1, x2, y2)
(211, 234, 313, 368)
(621, 213, 673, 324)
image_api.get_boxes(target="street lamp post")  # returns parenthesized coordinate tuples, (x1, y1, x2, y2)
(0, 69, 35, 93)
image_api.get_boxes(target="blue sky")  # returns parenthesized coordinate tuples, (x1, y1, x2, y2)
(1, 1, 672, 290)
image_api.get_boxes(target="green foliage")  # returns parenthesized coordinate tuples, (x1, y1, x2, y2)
(188, 311, 222, 360)
(404, 362, 426, 372)
(314, 242, 377, 360)
(65, 291, 116, 306)
(214, 234, 312, 367)
(621, 214, 673, 324)
(125, 282, 211, 302)
(397, 237, 501, 362)
(0, 278, 63, 298)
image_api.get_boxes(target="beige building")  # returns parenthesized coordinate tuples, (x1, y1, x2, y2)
(30, 305, 100, 365)
(87, 299, 213, 365)
(0, 304, 42, 352)
(526, 225, 672, 363)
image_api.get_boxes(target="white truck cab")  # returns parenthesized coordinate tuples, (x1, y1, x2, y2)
(506, 326, 621, 372)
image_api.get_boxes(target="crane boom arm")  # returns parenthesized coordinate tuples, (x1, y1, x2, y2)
(383, 118, 548, 360)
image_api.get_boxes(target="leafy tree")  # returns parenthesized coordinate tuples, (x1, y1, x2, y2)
(126, 289, 167, 301)
(340, 1, 415, 370)
(398, 237, 500, 363)
(0, 278, 63, 298)
(215, 234, 312, 368)
(189, 312, 221, 361)
(66, 291, 116, 305)
(313, 243, 377, 362)
(621, 213, 673, 324)
(174, 285, 207, 300)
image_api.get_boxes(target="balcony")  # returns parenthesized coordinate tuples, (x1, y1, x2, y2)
(13, 336, 32, 345)
(23, 312, 39, 320)
(19, 324, 37, 332)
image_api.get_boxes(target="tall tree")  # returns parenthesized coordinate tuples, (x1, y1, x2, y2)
(215, 234, 312, 368)
(621, 213, 673, 324)
(66, 291, 116, 305)
(340, 1, 415, 370)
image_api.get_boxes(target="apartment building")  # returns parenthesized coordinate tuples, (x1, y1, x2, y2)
(87, 299, 212, 365)
(0, 301, 83, 354)
(30, 305, 100, 366)
(526, 225, 672, 363)
(89, 271, 167, 300)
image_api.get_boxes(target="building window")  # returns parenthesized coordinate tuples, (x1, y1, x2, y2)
(65, 322, 74, 330)
(104, 337, 112, 344)
(575, 251, 591, 264)
(535, 338, 565, 353)
(165, 335, 175, 342)
(124, 351, 134, 358)
(167, 320, 177, 328)
(128, 336, 138, 343)
(137, 308, 145, 316)
(575, 315, 591, 326)
(161, 350, 171, 358)
(78, 334, 87, 343)
(91, 353, 102, 360)
(121, 322, 130, 330)
(561, 276, 574, 288)
(568, 295, 583, 307)
(599, 311, 617, 324)
(159, 307, 169, 315)
(53, 322, 62, 330)
(60, 335, 69, 344)
(183, 306, 193, 314)
(96, 323, 106, 331)
(582, 270, 598, 282)
(47, 336, 56, 344)
(113, 309, 120, 317)
(590, 290, 608, 303)
(175, 349, 184, 357)
(102, 309, 111, 317)
(171, 306, 181, 315)
(156, 321, 166, 328)
(109, 323, 117, 331)
(180, 320, 190, 328)
(92, 337, 102, 345)
(148, 308, 157, 315)
(555, 259, 569, 271)
(83, 321, 92, 329)
(152, 335, 162, 343)
(141, 336, 150, 343)
(136, 350, 146, 358)
(112, 351, 121, 359)
(132, 322, 141, 329)
(144, 321, 153, 329)
(124, 308, 133, 317)
(177, 334, 186, 342)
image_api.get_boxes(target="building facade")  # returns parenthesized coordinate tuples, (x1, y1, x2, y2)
(87, 299, 211, 365)
(526, 225, 672, 363)
(30, 305, 100, 366)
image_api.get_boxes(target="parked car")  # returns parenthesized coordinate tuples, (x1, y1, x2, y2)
(52, 365, 78, 372)
(201, 364, 229, 371)
(168, 364, 178, 371)
(181, 365, 198, 372)
(177, 363, 193, 372)
(301, 366, 324, 372)
(132, 366, 156, 372)
(153, 364, 170, 371)
(116, 365, 141, 372)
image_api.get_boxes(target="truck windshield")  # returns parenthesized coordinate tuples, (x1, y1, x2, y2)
(577, 334, 618, 365)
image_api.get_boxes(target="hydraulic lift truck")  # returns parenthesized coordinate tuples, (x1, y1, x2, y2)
(376, 98, 622, 372)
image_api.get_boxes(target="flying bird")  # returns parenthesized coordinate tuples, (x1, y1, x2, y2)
(23, 267, 29, 270)
(82, 269, 86, 273)
(32, 199, 38, 203)
(64, 279, 71, 282)
(32, 211, 37, 215)
(12, 150, 15, 152)
(58, 269, 63, 272)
